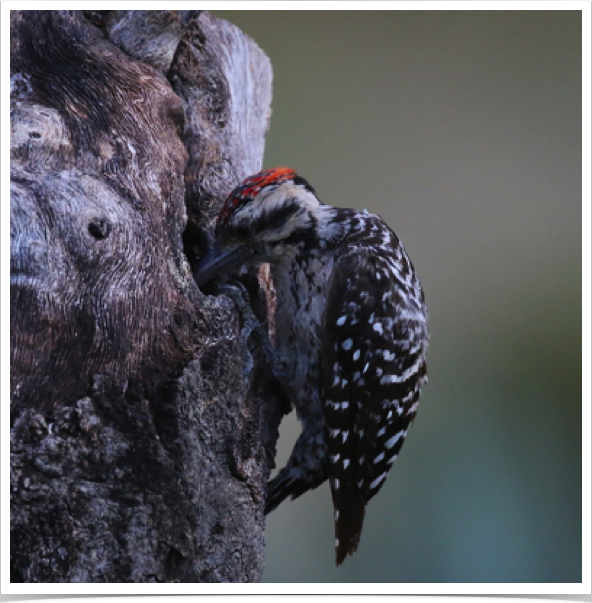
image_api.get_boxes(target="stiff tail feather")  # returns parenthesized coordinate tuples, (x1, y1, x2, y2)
(333, 484, 366, 566)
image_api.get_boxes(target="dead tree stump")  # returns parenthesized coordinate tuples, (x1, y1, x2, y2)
(10, 10, 282, 583)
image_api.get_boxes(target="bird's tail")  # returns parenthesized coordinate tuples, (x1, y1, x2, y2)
(332, 480, 366, 566)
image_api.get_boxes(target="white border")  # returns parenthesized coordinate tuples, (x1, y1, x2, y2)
(0, 0, 592, 594)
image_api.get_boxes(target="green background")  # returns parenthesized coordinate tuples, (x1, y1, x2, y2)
(213, 10, 582, 583)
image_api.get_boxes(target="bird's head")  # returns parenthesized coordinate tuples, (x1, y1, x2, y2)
(194, 167, 323, 285)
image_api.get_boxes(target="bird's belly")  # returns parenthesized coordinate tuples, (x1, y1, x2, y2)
(274, 298, 324, 421)
(272, 253, 335, 420)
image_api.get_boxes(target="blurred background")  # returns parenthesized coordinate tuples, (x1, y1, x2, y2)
(213, 10, 583, 583)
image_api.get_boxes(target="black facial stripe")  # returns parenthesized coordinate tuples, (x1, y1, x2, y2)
(252, 200, 301, 236)
(217, 199, 303, 245)
(292, 175, 318, 198)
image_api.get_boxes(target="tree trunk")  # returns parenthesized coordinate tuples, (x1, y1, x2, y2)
(10, 10, 282, 583)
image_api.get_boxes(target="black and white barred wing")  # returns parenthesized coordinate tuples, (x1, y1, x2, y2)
(321, 247, 428, 565)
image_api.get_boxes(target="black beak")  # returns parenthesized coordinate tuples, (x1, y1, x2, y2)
(193, 244, 250, 286)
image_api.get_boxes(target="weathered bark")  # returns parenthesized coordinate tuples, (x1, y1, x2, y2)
(10, 10, 282, 583)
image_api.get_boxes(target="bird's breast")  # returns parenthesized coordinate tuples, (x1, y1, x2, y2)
(272, 252, 336, 417)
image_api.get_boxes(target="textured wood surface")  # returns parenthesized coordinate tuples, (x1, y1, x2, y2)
(10, 10, 280, 582)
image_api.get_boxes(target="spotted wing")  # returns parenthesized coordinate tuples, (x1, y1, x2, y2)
(321, 247, 428, 565)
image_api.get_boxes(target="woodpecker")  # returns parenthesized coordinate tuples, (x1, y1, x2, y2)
(194, 167, 428, 565)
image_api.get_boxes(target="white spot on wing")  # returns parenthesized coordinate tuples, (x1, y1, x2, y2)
(385, 430, 406, 449)
(342, 339, 353, 350)
(380, 362, 421, 384)
(369, 472, 387, 490)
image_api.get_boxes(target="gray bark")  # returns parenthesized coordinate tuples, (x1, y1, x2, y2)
(10, 10, 283, 583)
